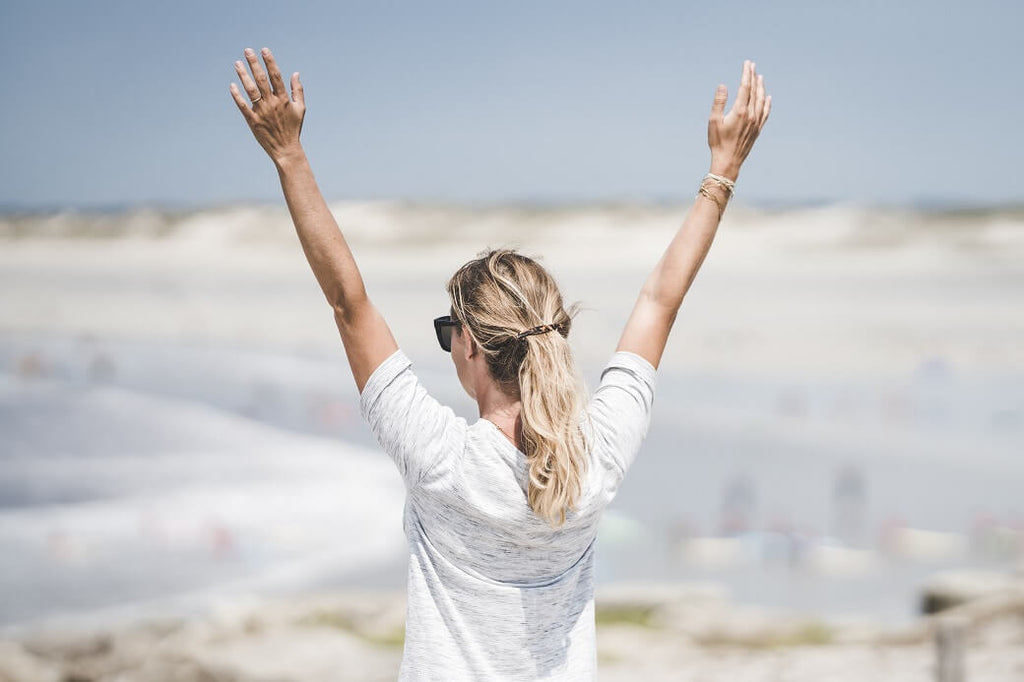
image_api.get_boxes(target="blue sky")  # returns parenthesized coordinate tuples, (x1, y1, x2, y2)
(1, 0, 1020, 208)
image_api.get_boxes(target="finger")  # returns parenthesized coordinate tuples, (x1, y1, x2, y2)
(234, 60, 260, 102)
(244, 48, 272, 98)
(731, 60, 751, 114)
(260, 47, 287, 95)
(229, 83, 255, 123)
(291, 72, 305, 105)
(747, 63, 758, 118)
(710, 84, 728, 120)
(753, 73, 765, 121)
(761, 94, 772, 127)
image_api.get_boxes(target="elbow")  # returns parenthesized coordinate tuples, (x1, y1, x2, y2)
(639, 285, 681, 319)
(329, 291, 348, 322)
(332, 292, 371, 327)
(332, 300, 356, 327)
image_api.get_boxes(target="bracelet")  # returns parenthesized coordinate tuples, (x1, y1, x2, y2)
(704, 172, 736, 197)
(697, 184, 726, 218)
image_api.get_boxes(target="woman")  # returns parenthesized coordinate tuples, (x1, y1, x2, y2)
(231, 48, 769, 680)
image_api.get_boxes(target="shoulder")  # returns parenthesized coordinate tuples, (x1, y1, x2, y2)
(594, 350, 658, 400)
(600, 350, 657, 382)
(358, 349, 413, 413)
(358, 348, 469, 488)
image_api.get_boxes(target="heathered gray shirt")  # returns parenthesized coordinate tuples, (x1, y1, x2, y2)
(360, 349, 656, 681)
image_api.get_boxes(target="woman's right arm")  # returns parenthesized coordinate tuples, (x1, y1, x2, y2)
(616, 60, 771, 369)
(230, 48, 398, 392)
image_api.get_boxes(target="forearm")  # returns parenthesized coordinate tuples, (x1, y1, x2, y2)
(640, 177, 730, 313)
(274, 148, 368, 317)
(615, 176, 730, 367)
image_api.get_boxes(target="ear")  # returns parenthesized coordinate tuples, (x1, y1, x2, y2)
(464, 332, 479, 360)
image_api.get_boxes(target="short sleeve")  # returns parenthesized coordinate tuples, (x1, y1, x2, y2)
(586, 351, 657, 489)
(359, 350, 466, 489)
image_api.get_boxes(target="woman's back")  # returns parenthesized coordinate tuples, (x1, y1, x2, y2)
(231, 46, 768, 679)
(361, 349, 656, 680)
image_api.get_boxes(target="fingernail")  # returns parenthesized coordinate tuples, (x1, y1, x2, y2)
(235, 61, 242, 68)
(245, 48, 254, 56)
(262, 47, 270, 54)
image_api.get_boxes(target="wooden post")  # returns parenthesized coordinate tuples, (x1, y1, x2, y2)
(935, 615, 967, 682)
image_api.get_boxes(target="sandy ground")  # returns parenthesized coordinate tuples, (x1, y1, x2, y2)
(1, 576, 1023, 681)
(2, 202, 1022, 375)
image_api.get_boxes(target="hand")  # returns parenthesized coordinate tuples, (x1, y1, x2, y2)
(707, 60, 771, 181)
(230, 47, 306, 166)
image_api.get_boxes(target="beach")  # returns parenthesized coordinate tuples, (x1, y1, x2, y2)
(2, 576, 1023, 681)
(1, 202, 1022, 678)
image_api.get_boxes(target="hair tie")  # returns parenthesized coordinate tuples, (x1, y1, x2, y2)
(515, 323, 561, 340)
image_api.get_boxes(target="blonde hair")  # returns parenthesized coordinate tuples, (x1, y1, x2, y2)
(448, 249, 587, 527)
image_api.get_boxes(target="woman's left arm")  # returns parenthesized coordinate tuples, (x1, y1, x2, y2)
(230, 48, 397, 392)
(616, 60, 770, 369)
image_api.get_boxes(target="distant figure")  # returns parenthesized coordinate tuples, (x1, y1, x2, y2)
(88, 351, 117, 382)
(776, 386, 807, 419)
(15, 352, 47, 380)
(79, 334, 117, 382)
(719, 474, 757, 535)
(832, 464, 866, 546)
(231, 48, 769, 680)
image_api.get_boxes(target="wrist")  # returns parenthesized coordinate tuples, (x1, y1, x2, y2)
(709, 159, 740, 182)
(273, 145, 308, 172)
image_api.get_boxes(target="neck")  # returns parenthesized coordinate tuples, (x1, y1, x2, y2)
(477, 382, 522, 445)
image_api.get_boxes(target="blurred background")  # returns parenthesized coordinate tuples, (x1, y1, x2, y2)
(1, 0, 1022, 662)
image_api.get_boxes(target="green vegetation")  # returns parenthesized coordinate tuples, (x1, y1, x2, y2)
(594, 605, 659, 629)
(697, 620, 834, 649)
(295, 609, 405, 649)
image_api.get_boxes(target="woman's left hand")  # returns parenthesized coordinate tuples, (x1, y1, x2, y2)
(230, 47, 306, 166)
(707, 60, 771, 181)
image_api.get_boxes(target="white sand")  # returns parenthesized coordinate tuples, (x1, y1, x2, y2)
(3, 577, 1023, 681)
(2, 202, 1022, 374)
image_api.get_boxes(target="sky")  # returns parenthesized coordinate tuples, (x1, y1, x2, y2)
(1, 0, 1021, 209)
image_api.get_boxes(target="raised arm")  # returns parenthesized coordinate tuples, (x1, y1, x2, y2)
(230, 47, 397, 392)
(616, 60, 771, 368)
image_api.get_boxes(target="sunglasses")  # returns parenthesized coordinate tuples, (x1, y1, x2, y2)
(433, 315, 461, 353)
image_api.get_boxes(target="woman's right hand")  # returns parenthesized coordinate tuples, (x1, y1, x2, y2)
(230, 47, 306, 167)
(707, 60, 771, 181)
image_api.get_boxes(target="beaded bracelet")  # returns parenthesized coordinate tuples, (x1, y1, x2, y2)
(697, 184, 726, 218)
(704, 172, 736, 197)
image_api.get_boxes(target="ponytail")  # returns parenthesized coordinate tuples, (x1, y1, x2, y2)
(447, 249, 587, 527)
(519, 329, 587, 526)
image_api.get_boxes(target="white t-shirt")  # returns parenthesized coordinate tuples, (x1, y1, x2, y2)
(360, 349, 656, 681)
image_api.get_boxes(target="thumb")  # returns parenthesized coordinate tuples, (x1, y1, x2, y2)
(291, 72, 304, 105)
(710, 84, 727, 120)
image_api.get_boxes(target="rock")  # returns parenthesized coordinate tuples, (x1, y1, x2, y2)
(919, 569, 1018, 614)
